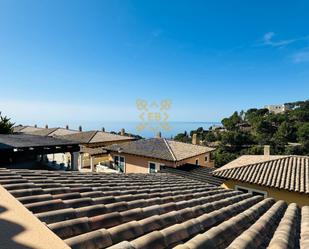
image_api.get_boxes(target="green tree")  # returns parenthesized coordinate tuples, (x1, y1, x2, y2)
(221, 111, 242, 130)
(253, 120, 276, 144)
(221, 131, 254, 148)
(174, 131, 191, 143)
(204, 131, 216, 142)
(297, 123, 309, 149)
(272, 121, 296, 145)
(0, 112, 14, 134)
(213, 147, 237, 167)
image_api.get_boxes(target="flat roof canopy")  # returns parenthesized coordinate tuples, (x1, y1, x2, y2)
(0, 134, 80, 156)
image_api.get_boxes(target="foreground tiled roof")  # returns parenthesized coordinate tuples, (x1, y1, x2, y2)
(105, 138, 215, 162)
(160, 164, 224, 186)
(59, 131, 135, 144)
(0, 168, 308, 249)
(214, 155, 309, 194)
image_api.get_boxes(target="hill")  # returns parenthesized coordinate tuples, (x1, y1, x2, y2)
(174, 100, 309, 167)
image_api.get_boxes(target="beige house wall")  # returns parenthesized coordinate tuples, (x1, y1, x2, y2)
(109, 151, 214, 173)
(179, 152, 214, 167)
(109, 152, 174, 173)
(80, 139, 135, 168)
(222, 179, 309, 207)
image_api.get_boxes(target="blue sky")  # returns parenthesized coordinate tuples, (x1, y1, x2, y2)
(0, 0, 308, 126)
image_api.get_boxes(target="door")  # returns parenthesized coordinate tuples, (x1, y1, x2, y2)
(119, 156, 125, 173)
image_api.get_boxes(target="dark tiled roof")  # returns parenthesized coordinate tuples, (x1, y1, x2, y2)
(0, 134, 79, 149)
(59, 131, 135, 144)
(0, 168, 308, 249)
(214, 155, 309, 194)
(80, 146, 107, 156)
(160, 164, 225, 186)
(105, 138, 215, 162)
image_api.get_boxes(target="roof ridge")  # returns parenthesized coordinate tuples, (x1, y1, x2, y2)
(47, 127, 59, 135)
(20, 126, 29, 131)
(164, 139, 177, 161)
(169, 138, 215, 150)
(88, 130, 99, 143)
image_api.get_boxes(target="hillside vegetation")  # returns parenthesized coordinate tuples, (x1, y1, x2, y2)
(174, 100, 309, 167)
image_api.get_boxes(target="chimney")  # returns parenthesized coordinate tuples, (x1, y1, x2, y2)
(264, 145, 270, 156)
(66, 125, 69, 130)
(156, 131, 162, 138)
(120, 128, 125, 136)
(34, 124, 37, 128)
(102, 127, 105, 132)
(192, 134, 199, 145)
(79, 125, 82, 132)
(45, 124, 48, 129)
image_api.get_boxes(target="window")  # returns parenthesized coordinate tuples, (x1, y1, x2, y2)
(235, 185, 267, 198)
(149, 162, 156, 173)
(195, 159, 199, 165)
(148, 162, 163, 173)
(114, 155, 125, 173)
(210, 152, 214, 161)
(205, 156, 208, 162)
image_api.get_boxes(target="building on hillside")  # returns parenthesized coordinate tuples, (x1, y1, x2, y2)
(213, 154, 309, 207)
(264, 103, 293, 114)
(0, 167, 308, 249)
(104, 137, 215, 173)
(59, 130, 137, 171)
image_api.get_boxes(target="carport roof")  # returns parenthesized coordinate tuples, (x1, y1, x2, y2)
(0, 134, 79, 150)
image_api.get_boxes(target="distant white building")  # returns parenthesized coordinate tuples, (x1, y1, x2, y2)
(264, 104, 293, 114)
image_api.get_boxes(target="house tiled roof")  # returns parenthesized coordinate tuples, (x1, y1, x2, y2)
(59, 131, 135, 144)
(13, 125, 44, 133)
(0, 168, 308, 249)
(213, 155, 309, 194)
(27, 127, 79, 137)
(160, 164, 225, 186)
(13, 125, 27, 133)
(105, 138, 215, 162)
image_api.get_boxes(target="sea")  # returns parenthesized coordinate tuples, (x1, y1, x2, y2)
(67, 121, 221, 138)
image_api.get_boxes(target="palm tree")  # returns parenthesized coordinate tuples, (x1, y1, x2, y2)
(0, 112, 14, 134)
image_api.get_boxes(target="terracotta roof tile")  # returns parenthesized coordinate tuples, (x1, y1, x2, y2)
(59, 130, 135, 144)
(0, 168, 308, 249)
(214, 155, 309, 194)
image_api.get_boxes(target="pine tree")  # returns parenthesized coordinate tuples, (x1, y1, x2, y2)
(0, 112, 14, 134)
